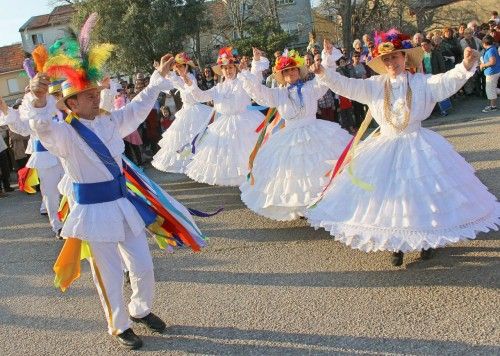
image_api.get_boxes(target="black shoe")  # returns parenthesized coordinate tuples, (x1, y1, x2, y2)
(114, 328, 143, 350)
(40, 212, 48, 216)
(420, 248, 435, 260)
(391, 251, 404, 266)
(130, 313, 166, 333)
(55, 229, 63, 240)
(4, 187, 14, 192)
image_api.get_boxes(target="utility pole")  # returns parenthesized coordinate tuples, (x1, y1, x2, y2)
(343, 0, 352, 56)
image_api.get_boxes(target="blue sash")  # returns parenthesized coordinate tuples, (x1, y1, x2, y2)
(33, 139, 48, 152)
(68, 116, 156, 225)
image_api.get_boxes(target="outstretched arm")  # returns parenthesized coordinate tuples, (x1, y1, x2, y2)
(178, 66, 217, 103)
(426, 47, 479, 102)
(112, 55, 176, 137)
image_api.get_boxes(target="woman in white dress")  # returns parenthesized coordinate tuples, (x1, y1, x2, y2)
(238, 48, 352, 221)
(152, 53, 214, 173)
(306, 33, 499, 266)
(177, 47, 268, 186)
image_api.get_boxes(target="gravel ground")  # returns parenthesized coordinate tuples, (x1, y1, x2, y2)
(0, 96, 498, 355)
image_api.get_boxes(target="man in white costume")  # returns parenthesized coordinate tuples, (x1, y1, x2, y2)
(25, 53, 177, 349)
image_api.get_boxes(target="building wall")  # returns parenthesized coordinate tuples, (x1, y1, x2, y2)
(20, 25, 68, 53)
(278, 0, 314, 47)
(0, 71, 29, 105)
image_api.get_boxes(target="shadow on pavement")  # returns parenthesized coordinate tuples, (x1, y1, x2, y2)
(140, 325, 500, 355)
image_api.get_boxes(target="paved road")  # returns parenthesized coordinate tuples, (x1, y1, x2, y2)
(0, 97, 499, 355)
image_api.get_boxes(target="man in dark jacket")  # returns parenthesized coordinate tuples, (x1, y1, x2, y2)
(421, 39, 446, 74)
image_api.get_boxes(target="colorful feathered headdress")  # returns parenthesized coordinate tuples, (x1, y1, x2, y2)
(174, 52, 195, 67)
(273, 49, 308, 85)
(367, 28, 423, 74)
(43, 12, 114, 100)
(212, 47, 240, 75)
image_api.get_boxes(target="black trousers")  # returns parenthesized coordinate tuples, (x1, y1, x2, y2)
(0, 149, 12, 191)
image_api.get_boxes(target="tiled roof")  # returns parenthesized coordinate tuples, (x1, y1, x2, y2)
(19, 4, 75, 32)
(0, 43, 26, 74)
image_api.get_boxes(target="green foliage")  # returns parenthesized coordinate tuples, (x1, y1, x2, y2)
(72, 0, 210, 74)
(231, 20, 296, 56)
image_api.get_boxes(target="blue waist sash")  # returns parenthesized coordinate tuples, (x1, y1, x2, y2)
(73, 174, 127, 205)
(67, 114, 156, 225)
(33, 139, 48, 152)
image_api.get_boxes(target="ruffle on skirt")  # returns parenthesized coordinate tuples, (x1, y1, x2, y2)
(186, 110, 263, 186)
(152, 103, 213, 173)
(61, 197, 146, 242)
(240, 120, 352, 221)
(306, 128, 500, 252)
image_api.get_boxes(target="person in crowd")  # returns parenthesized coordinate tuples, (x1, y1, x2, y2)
(201, 66, 216, 90)
(479, 34, 500, 112)
(421, 39, 447, 75)
(491, 10, 500, 25)
(159, 105, 175, 132)
(442, 27, 464, 68)
(0, 119, 11, 196)
(350, 52, 368, 126)
(413, 33, 424, 47)
(461, 28, 483, 96)
(457, 23, 467, 40)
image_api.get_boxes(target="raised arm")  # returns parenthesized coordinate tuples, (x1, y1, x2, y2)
(238, 70, 281, 108)
(20, 91, 72, 158)
(112, 69, 175, 137)
(181, 71, 217, 103)
(0, 107, 32, 136)
(426, 47, 479, 102)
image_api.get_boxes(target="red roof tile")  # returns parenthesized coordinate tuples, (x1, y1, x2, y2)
(19, 5, 75, 32)
(0, 43, 26, 74)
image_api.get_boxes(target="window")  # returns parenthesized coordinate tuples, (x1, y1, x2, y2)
(277, 0, 295, 5)
(7, 79, 20, 94)
(31, 33, 44, 46)
(281, 23, 299, 35)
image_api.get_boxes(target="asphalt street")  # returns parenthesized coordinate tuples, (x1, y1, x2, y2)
(0, 97, 499, 355)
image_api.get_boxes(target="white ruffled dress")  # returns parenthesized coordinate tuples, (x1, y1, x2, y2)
(184, 61, 268, 186)
(152, 73, 214, 173)
(238, 71, 352, 221)
(306, 61, 500, 252)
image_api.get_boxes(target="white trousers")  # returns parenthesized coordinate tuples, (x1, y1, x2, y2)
(38, 165, 64, 232)
(485, 72, 500, 100)
(88, 228, 155, 335)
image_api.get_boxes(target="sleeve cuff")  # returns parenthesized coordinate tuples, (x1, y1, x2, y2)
(251, 57, 270, 73)
(455, 61, 478, 77)
(150, 70, 174, 91)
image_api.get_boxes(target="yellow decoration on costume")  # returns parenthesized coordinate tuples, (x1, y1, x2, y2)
(378, 42, 395, 55)
(24, 168, 40, 194)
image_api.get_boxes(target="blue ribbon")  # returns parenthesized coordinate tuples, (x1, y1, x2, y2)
(287, 80, 304, 106)
(68, 117, 156, 226)
(33, 139, 48, 152)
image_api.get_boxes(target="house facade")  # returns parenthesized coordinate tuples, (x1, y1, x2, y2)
(18, 5, 75, 53)
(0, 44, 30, 105)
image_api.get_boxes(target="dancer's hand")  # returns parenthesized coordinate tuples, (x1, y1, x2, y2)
(310, 61, 324, 75)
(157, 54, 175, 77)
(252, 47, 262, 61)
(30, 73, 49, 107)
(463, 47, 479, 71)
(239, 57, 249, 72)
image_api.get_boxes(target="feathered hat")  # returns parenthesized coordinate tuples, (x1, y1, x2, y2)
(174, 52, 195, 68)
(367, 28, 423, 74)
(22, 45, 64, 95)
(212, 47, 239, 76)
(43, 13, 114, 106)
(273, 49, 308, 85)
